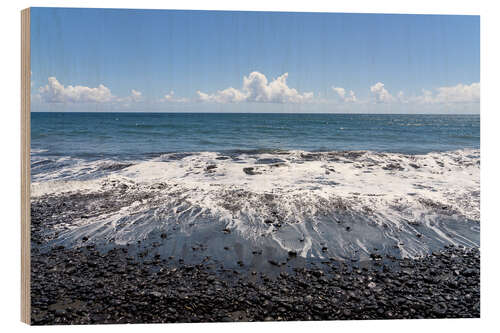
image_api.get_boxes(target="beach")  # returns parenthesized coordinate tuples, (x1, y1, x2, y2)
(30, 113, 480, 323)
(30, 243, 479, 324)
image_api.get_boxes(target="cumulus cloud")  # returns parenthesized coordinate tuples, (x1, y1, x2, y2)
(197, 71, 313, 104)
(414, 89, 434, 104)
(161, 91, 189, 103)
(367, 82, 479, 105)
(370, 82, 395, 103)
(397, 91, 408, 104)
(410, 82, 480, 104)
(196, 87, 246, 103)
(332, 87, 346, 99)
(332, 86, 357, 102)
(38, 77, 114, 103)
(432, 82, 480, 103)
(36, 75, 479, 110)
(130, 89, 143, 102)
(116, 89, 144, 106)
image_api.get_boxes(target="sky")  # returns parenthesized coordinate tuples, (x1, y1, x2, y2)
(30, 8, 480, 113)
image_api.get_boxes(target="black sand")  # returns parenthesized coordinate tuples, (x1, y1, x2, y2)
(30, 188, 480, 325)
(30, 243, 479, 325)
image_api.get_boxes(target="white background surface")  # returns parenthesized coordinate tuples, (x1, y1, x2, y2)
(0, 0, 497, 331)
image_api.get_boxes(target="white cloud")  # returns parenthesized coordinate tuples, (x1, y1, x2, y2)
(161, 91, 189, 103)
(130, 89, 143, 102)
(197, 71, 313, 104)
(397, 91, 408, 104)
(410, 82, 480, 104)
(332, 86, 357, 102)
(370, 82, 395, 103)
(38, 77, 114, 103)
(116, 89, 143, 106)
(35, 75, 479, 111)
(196, 87, 246, 103)
(432, 82, 480, 103)
(414, 89, 434, 104)
(332, 87, 346, 99)
(368, 82, 479, 105)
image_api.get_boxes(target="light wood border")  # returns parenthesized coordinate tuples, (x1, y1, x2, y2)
(21, 7, 31, 325)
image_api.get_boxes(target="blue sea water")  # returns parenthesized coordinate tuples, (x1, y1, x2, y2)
(31, 112, 479, 159)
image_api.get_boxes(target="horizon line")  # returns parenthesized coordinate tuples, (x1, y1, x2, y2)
(30, 111, 480, 116)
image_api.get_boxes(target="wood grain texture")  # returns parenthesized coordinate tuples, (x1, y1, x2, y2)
(21, 7, 31, 325)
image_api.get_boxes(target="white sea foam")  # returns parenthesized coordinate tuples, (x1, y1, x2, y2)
(32, 149, 480, 260)
(31, 148, 49, 154)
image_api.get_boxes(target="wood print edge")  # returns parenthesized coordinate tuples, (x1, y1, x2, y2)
(21, 7, 31, 325)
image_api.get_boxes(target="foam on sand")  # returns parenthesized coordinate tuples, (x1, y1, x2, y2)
(31, 149, 480, 261)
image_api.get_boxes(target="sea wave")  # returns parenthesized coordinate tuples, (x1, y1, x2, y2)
(31, 148, 480, 260)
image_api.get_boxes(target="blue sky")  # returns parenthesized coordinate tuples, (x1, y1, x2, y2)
(30, 8, 480, 113)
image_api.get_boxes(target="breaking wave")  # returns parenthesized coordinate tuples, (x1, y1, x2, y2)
(31, 149, 480, 261)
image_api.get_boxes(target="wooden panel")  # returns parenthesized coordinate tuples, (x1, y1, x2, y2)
(21, 7, 31, 325)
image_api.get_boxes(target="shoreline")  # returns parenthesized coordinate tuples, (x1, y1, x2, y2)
(30, 147, 480, 263)
(30, 243, 479, 324)
(29, 145, 481, 324)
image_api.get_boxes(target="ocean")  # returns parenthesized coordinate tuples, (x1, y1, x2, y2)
(30, 112, 480, 263)
(31, 112, 479, 159)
